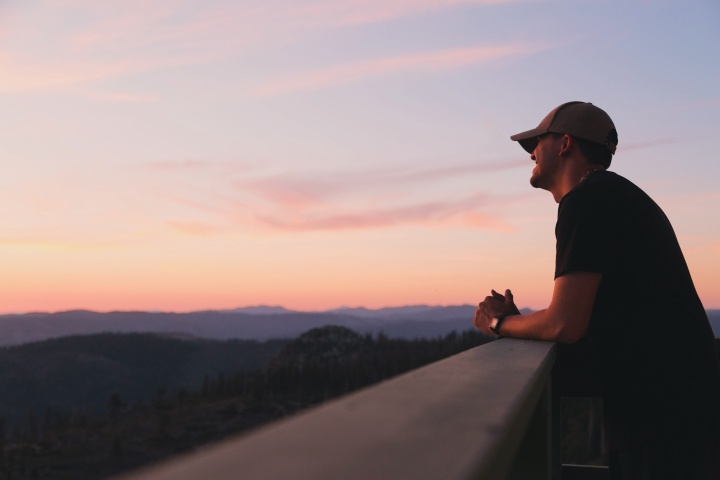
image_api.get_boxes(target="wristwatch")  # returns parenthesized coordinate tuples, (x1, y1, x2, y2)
(489, 313, 513, 335)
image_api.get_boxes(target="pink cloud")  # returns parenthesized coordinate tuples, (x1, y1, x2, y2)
(63, 2, 236, 56)
(0, 50, 207, 94)
(240, 159, 526, 207)
(145, 160, 255, 172)
(0, 1, 235, 94)
(391, 159, 528, 183)
(80, 90, 157, 102)
(156, 159, 524, 234)
(3, 1, 546, 96)
(195, 177, 524, 233)
(243, 174, 350, 208)
(620, 136, 692, 152)
(253, 193, 514, 232)
(245, 43, 544, 97)
(286, 0, 529, 27)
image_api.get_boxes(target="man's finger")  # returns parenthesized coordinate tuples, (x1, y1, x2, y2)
(505, 289, 514, 305)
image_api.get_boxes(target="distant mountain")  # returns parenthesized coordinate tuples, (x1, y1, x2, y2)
(0, 306, 481, 346)
(707, 310, 720, 336)
(0, 307, 717, 348)
(328, 305, 448, 319)
(220, 306, 294, 315)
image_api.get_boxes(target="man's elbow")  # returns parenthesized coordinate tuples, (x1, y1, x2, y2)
(551, 319, 588, 344)
(554, 330, 585, 344)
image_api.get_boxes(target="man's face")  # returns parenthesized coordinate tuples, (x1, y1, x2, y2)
(529, 133, 562, 191)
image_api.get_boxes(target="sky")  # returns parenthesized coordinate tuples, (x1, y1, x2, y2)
(0, 0, 719, 313)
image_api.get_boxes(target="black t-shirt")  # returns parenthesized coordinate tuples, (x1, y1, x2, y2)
(555, 170, 720, 450)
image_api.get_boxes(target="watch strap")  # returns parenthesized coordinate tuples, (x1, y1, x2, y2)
(490, 313, 513, 335)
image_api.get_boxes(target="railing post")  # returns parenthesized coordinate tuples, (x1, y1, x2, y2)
(551, 376, 563, 480)
(506, 379, 553, 480)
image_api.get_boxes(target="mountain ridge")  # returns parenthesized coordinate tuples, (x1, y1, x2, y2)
(0, 306, 717, 347)
(0, 305, 479, 346)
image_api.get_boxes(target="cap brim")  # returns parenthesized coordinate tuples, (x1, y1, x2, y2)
(510, 127, 545, 154)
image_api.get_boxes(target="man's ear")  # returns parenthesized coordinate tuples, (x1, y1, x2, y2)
(559, 134, 573, 156)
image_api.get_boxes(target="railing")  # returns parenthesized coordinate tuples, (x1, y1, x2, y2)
(115, 338, 577, 480)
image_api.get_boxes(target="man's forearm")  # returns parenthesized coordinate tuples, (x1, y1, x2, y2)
(494, 308, 582, 343)
(474, 272, 601, 344)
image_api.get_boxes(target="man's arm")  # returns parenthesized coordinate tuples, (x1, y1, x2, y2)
(473, 271, 602, 344)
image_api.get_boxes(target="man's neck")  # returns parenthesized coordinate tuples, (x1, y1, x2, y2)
(551, 162, 606, 203)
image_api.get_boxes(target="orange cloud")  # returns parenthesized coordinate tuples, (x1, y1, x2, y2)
(245, 43, 544, 97)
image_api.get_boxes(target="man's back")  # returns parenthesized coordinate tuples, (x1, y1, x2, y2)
(556, 170, 720, 455)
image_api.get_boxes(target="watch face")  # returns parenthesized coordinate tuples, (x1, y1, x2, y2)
(490, 318, 499, 330)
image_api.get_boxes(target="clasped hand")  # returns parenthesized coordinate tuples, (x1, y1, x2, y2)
(473, 289, 521, 336)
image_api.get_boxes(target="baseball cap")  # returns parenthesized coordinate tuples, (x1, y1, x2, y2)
(510, 101, 618, 155)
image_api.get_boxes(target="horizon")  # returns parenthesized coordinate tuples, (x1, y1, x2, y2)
(0, 303, 475, 316)
(3, 304, 720, 317)
(2, 1, 719, 313)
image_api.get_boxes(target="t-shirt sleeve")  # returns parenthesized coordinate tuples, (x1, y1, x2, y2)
(555, 189, 617, 279)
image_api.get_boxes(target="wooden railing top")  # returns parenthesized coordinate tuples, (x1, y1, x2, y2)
(115, 338, 556, 480)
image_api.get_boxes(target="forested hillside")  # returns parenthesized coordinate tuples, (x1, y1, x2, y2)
(0, 333, 287, 426)
(4, 325, 717, 479)
(0, 327, 491, 480)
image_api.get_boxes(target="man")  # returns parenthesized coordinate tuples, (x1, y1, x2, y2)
(473, 101, 720, 479)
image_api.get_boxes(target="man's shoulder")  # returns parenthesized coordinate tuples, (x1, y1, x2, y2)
(583, 170, 635, 191)
(556, 171, 652, 230)
(564, 170, 645, 205)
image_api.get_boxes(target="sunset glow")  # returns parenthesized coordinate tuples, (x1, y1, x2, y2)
(1, 0, 719, 313)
